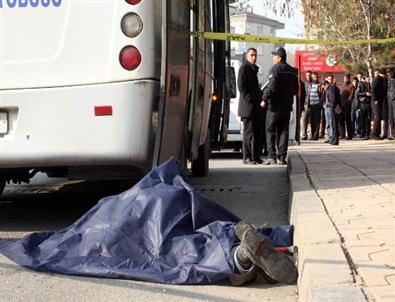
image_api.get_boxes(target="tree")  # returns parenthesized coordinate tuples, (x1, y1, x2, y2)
(259, 0, 395, 75)
(300, 0, 395, 75)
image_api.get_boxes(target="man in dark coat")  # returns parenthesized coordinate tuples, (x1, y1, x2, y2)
(371, 68, 387, 139)
(237, 48, 263, 164)
(340, 73, 355, 139)
(356, 76, 372, 139)
(261, 47, 298, 165)
(325, 75, 342, 145)
(387, 66, 395, 140)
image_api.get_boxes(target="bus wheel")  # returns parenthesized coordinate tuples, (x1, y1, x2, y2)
(0, 178, 6, 197)
(192, 130, 210, 177)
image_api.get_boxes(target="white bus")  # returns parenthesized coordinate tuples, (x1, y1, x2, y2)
(0, 0, 234, 195)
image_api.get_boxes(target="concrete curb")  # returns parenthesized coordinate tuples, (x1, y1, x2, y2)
(287, 151, 366, 302)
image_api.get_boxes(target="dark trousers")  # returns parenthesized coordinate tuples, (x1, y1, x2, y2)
(309, 104, 321, 140)
(360, 103, 372, 138)
(331, 113, 341, 144)
(389, 101, 395, 133)
(300, 104, 310, 139)
(320, 107, 326, 138)
(372, 102, 382, 137)
(339, 105, 353, 139)
(258, 107, 267, 153)
(266, 109, 291, 160)
(242, 118, 261, 161)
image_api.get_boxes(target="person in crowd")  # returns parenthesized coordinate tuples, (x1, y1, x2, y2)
(339, 73, 354, 139)
(261, 47, 298, 165)
(305, 72, 322, 140)
(321, 80, 331, 143)
(351, 77, 361, 137)
(301, 71, 312, 140)
(381, 68, 389, 139)
(371, 68, 387, 139)
(325, 75, 342, 145)
(319, 85, 327, 140)
(387, 66, 395, 140)
(237, 48, 263, 164)
(356, 74, 372, 139)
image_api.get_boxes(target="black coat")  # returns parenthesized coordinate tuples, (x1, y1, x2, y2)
(237, 62, 262, 118)
(371, 76, 386, 105)
(262, 61, 298, 112)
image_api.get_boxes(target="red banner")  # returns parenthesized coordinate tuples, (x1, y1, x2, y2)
(295, 50, 345, 74)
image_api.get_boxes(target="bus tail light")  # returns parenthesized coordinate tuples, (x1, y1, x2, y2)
(119, 46, 141, 70)
(121, 13, 143, 38)
(125, 0, 142, 4)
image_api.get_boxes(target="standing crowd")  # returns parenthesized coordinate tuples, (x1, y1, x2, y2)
(301, 67, 395, 144)
(237, 47, 394, 166)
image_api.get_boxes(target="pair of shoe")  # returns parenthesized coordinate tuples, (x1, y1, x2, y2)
(234, 222, 298, 285)
(263, 158, 277, 165)
(255, 158, 263, 164)
(278, 158, 287, 165)
(243, 159, 256, 165)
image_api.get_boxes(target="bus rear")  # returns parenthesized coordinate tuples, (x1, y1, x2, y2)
(0, 1, 161, 183)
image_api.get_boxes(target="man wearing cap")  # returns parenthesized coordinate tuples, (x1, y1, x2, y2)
(261, 47, 298, 165)
(371, 67, 387, 139)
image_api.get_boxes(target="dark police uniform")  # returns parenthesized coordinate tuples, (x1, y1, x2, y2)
(262, 48, 298, 162)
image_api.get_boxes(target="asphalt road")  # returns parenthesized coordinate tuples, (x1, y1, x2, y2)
(0, 151, 297, 302)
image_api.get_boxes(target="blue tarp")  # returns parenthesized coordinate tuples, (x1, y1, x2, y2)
(0, 158, 293, 285)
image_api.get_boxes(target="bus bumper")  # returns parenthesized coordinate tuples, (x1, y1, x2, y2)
(0, 80, 160, 170)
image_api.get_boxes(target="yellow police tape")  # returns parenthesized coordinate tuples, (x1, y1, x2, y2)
(192, 32, 395, 46)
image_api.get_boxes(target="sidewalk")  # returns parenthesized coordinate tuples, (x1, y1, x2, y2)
(288, 140, 395, 301)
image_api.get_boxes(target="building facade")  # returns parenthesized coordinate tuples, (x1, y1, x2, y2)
(230, 3, 284, 84)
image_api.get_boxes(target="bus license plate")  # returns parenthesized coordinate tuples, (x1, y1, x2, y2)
(0, 111, 8, 134)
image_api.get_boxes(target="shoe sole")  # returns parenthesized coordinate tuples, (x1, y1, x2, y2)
(235, 223, 298, 285)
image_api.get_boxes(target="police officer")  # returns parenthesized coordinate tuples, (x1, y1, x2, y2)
(261, 47, 298, 165)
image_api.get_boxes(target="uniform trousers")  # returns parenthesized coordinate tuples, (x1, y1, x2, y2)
(266, 109, 291, 161)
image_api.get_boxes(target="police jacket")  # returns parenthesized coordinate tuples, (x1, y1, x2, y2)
(237, 62, 262, 118)
(262, 61, 298, 112)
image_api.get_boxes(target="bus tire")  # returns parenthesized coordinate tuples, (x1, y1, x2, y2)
(191, 130, 210, 177)
(0, 178, 6, 197)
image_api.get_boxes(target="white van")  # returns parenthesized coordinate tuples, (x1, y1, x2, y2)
(227, 60, 243, 149)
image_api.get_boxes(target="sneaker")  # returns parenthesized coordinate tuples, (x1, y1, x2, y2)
(234, 222, 298, 285)
(263, 158, 277, 165)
